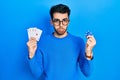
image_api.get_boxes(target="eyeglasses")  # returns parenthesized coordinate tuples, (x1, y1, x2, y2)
(52, 18, 69, 26)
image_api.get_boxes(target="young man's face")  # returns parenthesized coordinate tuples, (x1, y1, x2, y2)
(51, 12, 69, 35)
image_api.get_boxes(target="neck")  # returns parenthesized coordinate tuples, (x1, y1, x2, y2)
(54, 32, 68, 38)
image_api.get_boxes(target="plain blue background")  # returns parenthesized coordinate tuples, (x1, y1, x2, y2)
(0, 0, 120, 80)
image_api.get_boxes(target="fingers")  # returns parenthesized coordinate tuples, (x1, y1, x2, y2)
(27, 37, 36, 44)
(27, 37, 37, 49)
(27, 38, 37, 59)
(29, 37, 37, 42)
(86, 35, 96, 48)
(87, 35, 96, 44)
(87, 35, 94, 40)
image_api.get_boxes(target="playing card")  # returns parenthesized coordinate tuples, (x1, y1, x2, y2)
(27, 28, 32, 40)
(27, 27, 42, 41)
(34, 28, 42, 41)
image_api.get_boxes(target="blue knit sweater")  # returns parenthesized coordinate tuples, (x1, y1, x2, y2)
(28, 33, 93, 80)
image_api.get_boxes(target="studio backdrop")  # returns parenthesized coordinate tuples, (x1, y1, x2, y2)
(0, 0, 120, 80)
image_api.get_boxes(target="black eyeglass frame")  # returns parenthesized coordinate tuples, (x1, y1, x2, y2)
(52, 18, 70, 26)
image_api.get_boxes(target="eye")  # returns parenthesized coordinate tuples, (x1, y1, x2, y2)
(53, 19, 59, 22)
(63, 18, 69, 22)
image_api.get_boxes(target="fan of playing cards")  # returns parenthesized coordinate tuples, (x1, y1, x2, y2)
(27, 27, 42, 41)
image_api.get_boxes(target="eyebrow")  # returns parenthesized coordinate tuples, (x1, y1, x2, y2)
(53, 18, 68, 20)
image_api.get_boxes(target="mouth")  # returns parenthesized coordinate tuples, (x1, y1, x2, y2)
(58, 28, 65, 31)
(56, 28, 66, 35)
(57, 28, 66, 32)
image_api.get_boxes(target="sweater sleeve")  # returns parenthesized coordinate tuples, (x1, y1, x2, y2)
(27, 48, 44, 79)
(78, 39, 93, 77)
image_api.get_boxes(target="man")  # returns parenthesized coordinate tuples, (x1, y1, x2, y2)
(27, 4, 96, 80)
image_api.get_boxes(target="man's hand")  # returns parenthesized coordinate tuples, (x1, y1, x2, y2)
(27, 37, 37, 59)
(85, 35, 96, 60)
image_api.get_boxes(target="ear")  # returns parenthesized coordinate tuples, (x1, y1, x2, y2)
(50, 19, 53, 25)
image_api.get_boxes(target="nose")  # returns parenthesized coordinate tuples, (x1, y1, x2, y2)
(59, 21, 63, 27)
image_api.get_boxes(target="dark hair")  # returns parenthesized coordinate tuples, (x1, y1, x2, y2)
(50, 4, 71, 19)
